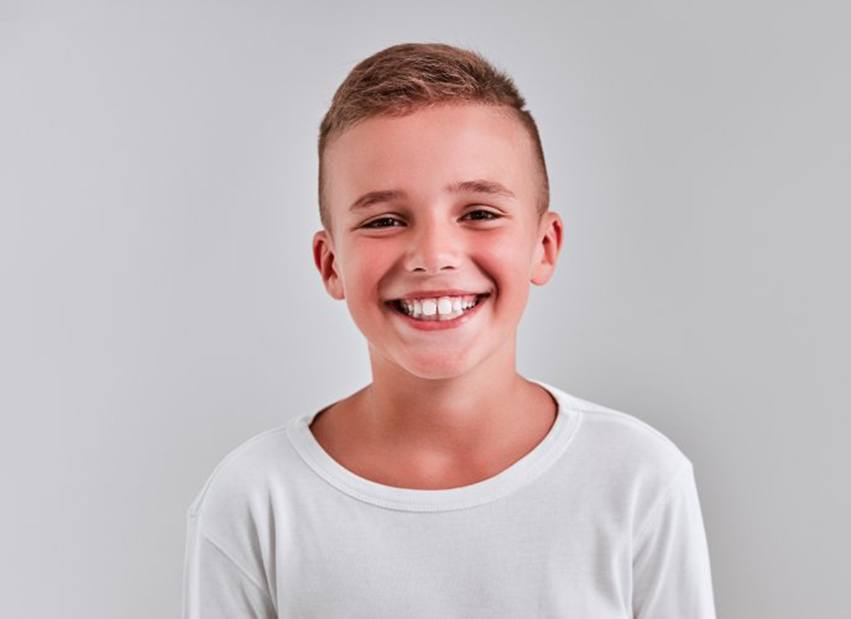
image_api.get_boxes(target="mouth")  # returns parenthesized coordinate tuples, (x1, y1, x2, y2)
(384, 292, 491, 330)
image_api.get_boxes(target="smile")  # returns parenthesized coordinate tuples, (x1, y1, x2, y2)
(385, 293, 491, 331)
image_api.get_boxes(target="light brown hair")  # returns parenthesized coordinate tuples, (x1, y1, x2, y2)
(317, 42, 550, 231)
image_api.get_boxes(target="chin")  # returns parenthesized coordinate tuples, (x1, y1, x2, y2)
(398, 354, 477, 381)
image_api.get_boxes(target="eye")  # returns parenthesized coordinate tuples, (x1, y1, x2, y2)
(362, 216, 404, 229)
(361, 210, 501, 228)
(463, 209, 502, 221)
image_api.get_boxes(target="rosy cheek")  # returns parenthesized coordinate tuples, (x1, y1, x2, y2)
(481, 233, 524, 269)
(353, 237, 395, 259)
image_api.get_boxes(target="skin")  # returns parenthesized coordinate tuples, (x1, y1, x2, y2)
(311, 102, 564, 489)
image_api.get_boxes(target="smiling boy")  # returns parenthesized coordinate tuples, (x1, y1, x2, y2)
(183, 43, 716, 618)
(309, 96, 563, 490)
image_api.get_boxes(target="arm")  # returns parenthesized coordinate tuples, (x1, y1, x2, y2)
(632, 462, 717, 618)
(182, 511, 277, 619)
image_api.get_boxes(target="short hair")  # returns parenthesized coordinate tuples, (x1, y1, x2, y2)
(317, 42, 550, 231)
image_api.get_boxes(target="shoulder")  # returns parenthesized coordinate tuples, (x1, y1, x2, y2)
(571, 393, 688, 465)
(186, 420, 303, 536)
(543, 381, 693, 489)
(541, 382, 700, 539)
(183, 422, 307, 601)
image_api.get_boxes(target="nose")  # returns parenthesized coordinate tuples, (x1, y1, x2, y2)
(403, 215, 461, 273)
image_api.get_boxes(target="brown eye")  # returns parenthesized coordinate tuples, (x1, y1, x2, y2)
(363, 217, 404, 229)
(463, 209, 501, 221)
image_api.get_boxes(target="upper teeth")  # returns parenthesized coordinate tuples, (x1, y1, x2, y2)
(398, 295, 479, 320)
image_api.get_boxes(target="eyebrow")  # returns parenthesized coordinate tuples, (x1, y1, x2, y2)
(348, 179, 516, 212)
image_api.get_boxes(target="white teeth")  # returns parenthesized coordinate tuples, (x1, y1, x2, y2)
(396, 294, 483, 321)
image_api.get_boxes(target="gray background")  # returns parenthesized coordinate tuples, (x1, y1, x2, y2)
(2, 0, 848, 617)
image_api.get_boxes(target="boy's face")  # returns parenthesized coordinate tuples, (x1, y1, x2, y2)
(313, 103, 562, 380)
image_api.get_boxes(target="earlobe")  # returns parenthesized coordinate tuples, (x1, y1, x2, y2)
(312, 230, 345, 300)
(530, 211, 564, 286)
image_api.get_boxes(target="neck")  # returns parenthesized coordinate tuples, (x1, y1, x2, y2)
(358, 336, 535, 457)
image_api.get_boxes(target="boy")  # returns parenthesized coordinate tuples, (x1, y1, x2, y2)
(182, 42, 716, 618)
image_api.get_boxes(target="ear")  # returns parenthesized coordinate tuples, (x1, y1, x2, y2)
(530, 211, 564, 286)
(312, 229, 345, 300)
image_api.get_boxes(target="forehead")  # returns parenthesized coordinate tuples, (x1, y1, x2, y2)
(323, 103, 536, 211)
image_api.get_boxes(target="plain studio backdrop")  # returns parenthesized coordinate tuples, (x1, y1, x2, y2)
(1, 1, 848, 617)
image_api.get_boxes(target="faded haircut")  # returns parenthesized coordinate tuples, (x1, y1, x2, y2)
(317, 42, 550, 230)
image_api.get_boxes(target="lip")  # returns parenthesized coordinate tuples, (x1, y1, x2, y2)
(386, 293, 490, 331)
(389, 289, 489, 302)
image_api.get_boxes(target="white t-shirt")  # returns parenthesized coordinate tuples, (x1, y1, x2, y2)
(182, 379, 716, 618)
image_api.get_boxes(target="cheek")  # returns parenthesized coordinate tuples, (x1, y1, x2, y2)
(338, 254, 385, 338)
(479, 230, 535, 289)
(473, 232, 534, 325)
(345, 243, 387, 284)
(340, 241, 395, 307)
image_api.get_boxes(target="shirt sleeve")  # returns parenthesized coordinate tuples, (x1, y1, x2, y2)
(182, 510, 277, 619)
(632, 462, 717, 619)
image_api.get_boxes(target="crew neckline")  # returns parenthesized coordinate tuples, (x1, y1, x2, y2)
(285, 378, 583, 512)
